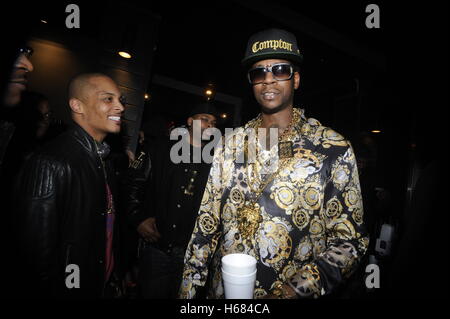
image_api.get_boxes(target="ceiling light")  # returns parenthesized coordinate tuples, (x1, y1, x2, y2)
(118, 51, 132, 59)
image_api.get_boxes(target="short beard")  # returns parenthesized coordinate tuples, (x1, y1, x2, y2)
(260, 102, 290, 115)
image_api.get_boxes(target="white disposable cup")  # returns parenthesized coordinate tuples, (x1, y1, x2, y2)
(221, 253, 257, 276)
(222, 269, 257, 299)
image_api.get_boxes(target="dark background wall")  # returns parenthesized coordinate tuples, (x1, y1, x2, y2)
(25, 1, 159, 153)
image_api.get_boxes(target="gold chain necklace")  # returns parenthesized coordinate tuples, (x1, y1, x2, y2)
(237, 108, 301, 239)
(246, 108, 301, 191)
(254, 107, 301, 142)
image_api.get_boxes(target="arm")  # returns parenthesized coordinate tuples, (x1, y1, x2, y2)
(15, 154, 64, 296)
(123, 167, 152, 229)
(121, 139, 159, 230)
(287, 144, 369, 298)
(122, 155, 162, 242)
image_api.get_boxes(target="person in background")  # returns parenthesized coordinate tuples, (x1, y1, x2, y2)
(0, 44, 35, 296)
(1, 46, 34, 172)
(125, 103, 218, 298)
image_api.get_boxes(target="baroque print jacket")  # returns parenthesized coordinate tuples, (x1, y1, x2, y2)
(179, 108, 369, 299)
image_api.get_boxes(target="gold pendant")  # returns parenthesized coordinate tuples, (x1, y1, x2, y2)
(238, 203, 262, 239)
(278, 141, 293, 159)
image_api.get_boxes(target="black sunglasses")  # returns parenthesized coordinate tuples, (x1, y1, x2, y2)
(247, 63, 294, 85)
(18, 46, 34, 58)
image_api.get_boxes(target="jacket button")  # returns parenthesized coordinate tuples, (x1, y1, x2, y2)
(177, 204, 181, 208)
(99, 260, 103, 264)
(172, 224, 177, 229)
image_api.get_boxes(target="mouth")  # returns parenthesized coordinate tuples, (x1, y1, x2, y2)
(11, 71, 28, 84)
(10, 79, 27, 88)
(261, 91, 280, 101)
(108, 115, 122, 124)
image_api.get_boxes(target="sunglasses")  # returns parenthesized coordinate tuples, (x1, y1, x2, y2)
(247, 63, 294, 85)
(18, 46, 34, 58)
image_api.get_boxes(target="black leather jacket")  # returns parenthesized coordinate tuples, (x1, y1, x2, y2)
(14, 124, 120, 298)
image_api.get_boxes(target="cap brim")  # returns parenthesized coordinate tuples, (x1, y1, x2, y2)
(242, 52, 303, 68)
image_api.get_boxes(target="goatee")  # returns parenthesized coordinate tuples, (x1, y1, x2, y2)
(261, 102, 290, 115)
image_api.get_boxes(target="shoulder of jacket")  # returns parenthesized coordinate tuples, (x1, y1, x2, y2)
(26, 151, 69, 173)
(301, 117, 350, 150)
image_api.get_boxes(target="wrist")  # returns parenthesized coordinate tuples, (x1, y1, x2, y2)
(272, 282, 298, 299)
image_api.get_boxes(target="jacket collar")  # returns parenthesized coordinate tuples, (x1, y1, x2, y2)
(68, 123, 104, 158)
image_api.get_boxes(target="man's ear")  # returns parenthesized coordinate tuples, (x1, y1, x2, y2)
(294, 71, 300, 90)
(187, 117, 193, 127)
(69, 98, 83, 114)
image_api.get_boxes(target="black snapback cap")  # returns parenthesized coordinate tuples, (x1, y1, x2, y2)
(242, 28, 303, 68)
(188, 102, 219, 118)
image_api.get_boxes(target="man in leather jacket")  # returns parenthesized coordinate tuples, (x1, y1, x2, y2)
(14, 73, 125, 298)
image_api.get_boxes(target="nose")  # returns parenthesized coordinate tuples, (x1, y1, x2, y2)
(16, 54, 34, 73)
(262, 70, 276, 85)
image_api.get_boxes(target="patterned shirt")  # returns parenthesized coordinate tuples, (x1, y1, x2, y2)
(179, 108, 369, 299)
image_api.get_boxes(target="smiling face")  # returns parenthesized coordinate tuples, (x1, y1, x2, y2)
(251, 58, 300, 114)
(69, 75, 124, 141)
(3, 53, 34, 107)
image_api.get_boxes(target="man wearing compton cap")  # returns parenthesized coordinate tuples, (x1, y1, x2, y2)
(179, 28, 368, 299)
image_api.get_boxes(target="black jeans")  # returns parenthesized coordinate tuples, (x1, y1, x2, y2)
(138, 245, 185, 299)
